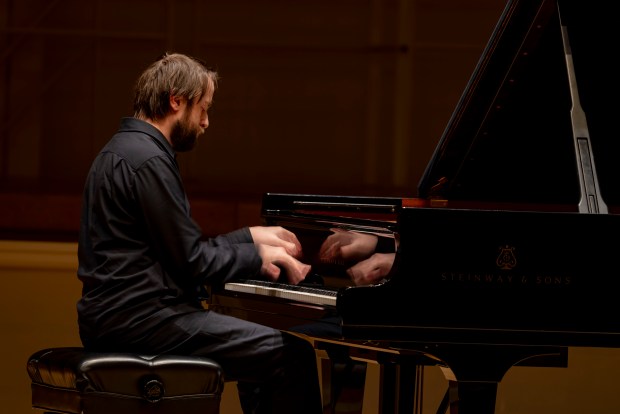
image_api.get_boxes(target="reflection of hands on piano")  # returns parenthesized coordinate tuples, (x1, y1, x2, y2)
(318, 228, 378, 263)
(318, 229, 395, 286)
(249, 225, 303, 258)
(256, 243, 311, 285)
(346, 253, 395, 286)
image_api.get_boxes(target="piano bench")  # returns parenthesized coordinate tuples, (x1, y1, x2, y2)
(26, 347, 224, 414)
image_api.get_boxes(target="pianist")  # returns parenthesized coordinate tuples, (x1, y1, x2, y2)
(76, 52, 323, 414)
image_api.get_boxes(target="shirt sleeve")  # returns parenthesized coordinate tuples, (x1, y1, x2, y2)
(133, 155, 261, 285)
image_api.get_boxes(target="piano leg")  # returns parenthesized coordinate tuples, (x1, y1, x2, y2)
(377, 358, 424, 414)
(445, 380, 498, 414)
(318, 349, 367, 414)
(316, 342, 427, 414)
(319, 353, 335, 413)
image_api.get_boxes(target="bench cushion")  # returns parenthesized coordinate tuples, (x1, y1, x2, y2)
(27, 347, 224, 414)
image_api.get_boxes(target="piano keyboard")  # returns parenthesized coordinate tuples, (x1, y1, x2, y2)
(224, 279, 338, 307)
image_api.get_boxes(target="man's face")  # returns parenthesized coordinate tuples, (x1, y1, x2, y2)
(170, 106, 201, 152)
(170, 92, 213, 152)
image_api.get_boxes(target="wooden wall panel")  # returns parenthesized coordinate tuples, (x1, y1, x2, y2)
(0, 0, 503, 239)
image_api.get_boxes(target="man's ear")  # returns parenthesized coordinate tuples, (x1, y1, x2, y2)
(169, 95, 183, 111)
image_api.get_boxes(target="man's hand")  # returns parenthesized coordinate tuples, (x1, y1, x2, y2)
(249, 226, 302, 258)
(256, 244, 311, 284)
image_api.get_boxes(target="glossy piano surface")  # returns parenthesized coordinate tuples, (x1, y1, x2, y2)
(337, 0, 620, 349)
(416, 0, 620, 212)
(339, 206, 620, 347)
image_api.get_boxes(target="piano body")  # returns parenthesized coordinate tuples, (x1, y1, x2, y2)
(207, 0, 620, 413)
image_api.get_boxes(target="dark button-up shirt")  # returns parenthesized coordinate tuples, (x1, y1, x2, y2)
(77, 117, 261, 348)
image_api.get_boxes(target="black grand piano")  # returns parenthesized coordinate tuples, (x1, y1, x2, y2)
(207, 0, 620, 413)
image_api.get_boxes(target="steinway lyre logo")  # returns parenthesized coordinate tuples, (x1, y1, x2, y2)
(496, 245, 517, 270)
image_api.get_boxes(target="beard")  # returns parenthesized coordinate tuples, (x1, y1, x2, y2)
(170, 112, 203, 152)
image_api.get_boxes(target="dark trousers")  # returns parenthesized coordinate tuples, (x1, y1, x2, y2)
(97, 309, 324, 414)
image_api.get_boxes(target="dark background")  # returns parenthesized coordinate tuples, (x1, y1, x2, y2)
(0, 0, 505, 240)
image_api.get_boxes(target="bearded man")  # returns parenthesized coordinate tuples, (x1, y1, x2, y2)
(76, 52, 323, 414)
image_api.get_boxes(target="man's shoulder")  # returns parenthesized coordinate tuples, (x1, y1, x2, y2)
(103, 127, 171, 169)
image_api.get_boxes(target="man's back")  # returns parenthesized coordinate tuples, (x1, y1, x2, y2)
(77, 117, 200, 350)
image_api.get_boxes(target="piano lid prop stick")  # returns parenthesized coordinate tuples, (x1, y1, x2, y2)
(558, 3, 608, 214)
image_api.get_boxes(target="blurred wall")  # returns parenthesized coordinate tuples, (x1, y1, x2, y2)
(0, 0, 501, 240)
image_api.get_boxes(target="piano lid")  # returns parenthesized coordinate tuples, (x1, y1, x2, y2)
(417, 0, 620, 208)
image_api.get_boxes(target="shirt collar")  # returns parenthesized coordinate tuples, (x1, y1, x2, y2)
(118, 117, 176, 158)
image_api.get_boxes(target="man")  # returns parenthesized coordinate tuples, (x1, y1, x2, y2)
(76, 52, 323, 414)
